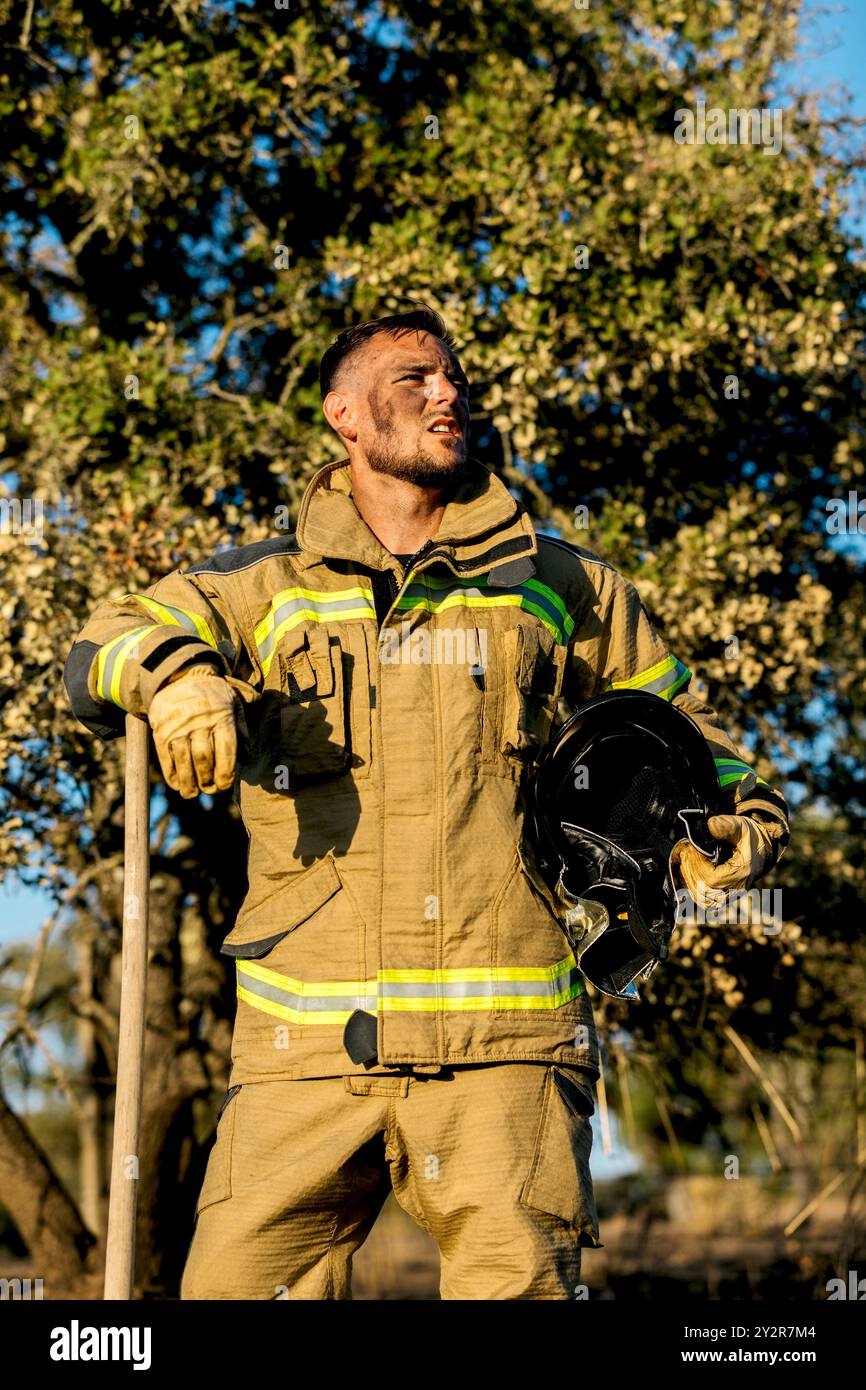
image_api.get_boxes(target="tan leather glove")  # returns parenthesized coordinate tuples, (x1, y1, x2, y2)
(149, 665, 249, 799)
(670, 814, 779, 908)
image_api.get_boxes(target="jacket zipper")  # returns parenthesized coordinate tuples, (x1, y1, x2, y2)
(400, 537, 434, 588)
(401, 535, 445, 1056)
(369, 539, 436, 632)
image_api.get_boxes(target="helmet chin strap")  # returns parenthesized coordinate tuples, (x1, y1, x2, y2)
(668, 806, 733, 899)
(676, 807, 722, 861)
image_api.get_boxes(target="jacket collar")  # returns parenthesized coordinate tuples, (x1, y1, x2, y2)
(294, 457, 537, 581)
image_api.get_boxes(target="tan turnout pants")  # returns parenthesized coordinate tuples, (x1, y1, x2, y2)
(181, 1062, 601, 1301)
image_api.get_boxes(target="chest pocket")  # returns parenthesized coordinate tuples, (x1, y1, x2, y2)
(492, 624, 569, 764)
(275, 625, 372, 783)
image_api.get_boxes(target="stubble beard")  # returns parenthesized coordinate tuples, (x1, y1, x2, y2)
(365, 394, 470, 488)
(366, 439, 469, 487)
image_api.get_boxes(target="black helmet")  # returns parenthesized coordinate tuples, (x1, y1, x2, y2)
(525, 690, 725, 998)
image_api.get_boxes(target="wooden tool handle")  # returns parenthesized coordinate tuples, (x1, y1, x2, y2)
(103, 714, 150, 1301)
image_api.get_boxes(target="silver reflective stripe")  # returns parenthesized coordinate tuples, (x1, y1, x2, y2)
(640, 660, 691, 698)
(257, 590, 375, 667)
(97, 625, 155, 706)
(613, 654, 691, 701)
(396, 574, 572, 644)
(378, 975, 580, 1000)
(239, 972, 377, 1014)
(237, 954, 585, 1023)
(151, 602, 199, 634)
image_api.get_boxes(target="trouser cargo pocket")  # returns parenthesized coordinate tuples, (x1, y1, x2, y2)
(519, 1066, 602, 1249)
(195, 1084, 242, 1219)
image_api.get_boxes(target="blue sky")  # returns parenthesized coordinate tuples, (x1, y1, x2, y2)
(787, 2, 866, 235)
(793, 1, 866, 109)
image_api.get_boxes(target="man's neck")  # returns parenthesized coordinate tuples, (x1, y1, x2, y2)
(348, 459, 450, 556)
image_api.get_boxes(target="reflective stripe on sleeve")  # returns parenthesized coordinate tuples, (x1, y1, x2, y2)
(714, 757, 768, 789)
(119, 594, 220, 650)
(611, 653, 692, 701)
(95, 624, 159, 708)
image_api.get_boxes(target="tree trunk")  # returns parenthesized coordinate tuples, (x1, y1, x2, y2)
(0, 1084, 100, 1298)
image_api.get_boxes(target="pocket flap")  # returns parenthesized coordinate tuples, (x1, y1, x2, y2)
(500, 627, 529, 756)
(499, 625, 566, 758)
(195, 1084, 241, 1217)
(306, 626, 335, 698)
(277, 624, 317, 697)
(221, 854, 342, 957)
(276, 627, 337, 700)
(279, 646, 316, 697)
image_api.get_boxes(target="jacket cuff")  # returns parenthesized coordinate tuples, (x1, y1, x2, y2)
(730, 773, 790, 869)
(86, 630, 230, 715)
(143, 644, 229, 706)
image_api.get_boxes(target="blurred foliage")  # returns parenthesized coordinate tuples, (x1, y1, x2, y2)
(0, 0, 865, 1286)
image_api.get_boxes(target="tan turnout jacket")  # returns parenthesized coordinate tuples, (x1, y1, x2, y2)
(64, 459, 789, 1081)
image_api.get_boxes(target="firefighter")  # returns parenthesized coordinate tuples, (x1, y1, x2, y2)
(63, 306, 789, 1299)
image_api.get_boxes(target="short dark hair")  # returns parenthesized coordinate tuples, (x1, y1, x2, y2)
(319, 304, 457, 400)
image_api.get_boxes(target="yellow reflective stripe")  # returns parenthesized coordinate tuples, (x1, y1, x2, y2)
(612, 653, 675, 690)
(239, 959, 376, 995)
(714, 757, 768, 788)
(236, 956, 584, 1024)
(237, 986, 583, 1021)
(397, 573, 573, 644)
(400, 592, 522, 613)
(254, 585, 376, 677)
(236, 986, 354, 1028)
(95, 625, 156, 708)
(396, 590, 565, 644)
(240, 959, 576, 991)
(380, 986, 583, 1013)
(123, 594, 219, 649)
(611, 653, 692, 701)
(378, 958, 576, 984)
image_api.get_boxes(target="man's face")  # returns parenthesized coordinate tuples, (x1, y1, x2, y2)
(350, 329, 471, 486)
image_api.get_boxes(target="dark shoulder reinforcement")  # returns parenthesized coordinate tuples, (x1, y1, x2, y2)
(185, 533, 301, 577)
